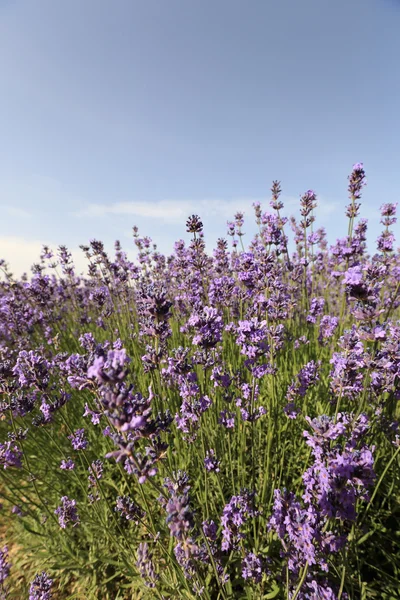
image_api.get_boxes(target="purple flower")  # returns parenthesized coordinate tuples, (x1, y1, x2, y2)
(79, 332, 96, 351)
(270, 180, 283, 211)
(115, 495, 145, 523)
(234, 318, 269, 363)
(219, 410, 235, 429)
(88, 460, 103, 487)
(162, 471, 191, 497)
(307, 297, 325, 324)
(165, 493, 194, 540)
(380, 202, 397, 217)
(12, 350, 51, 389)
(161, 347, 192, 385)
(0, 546, 10, 592)
(297, 361, 320, 396)
(284, 402, 300, 419)
(285, 361, 320, 416)
(373, 325, 386, 340)
(202, 519, 217, 540)
(318, 316, 339, 344)
(0, 440, 22, 469)
(87, 349, 130, 384)
(242, 552, 266, 583)
(186, 215, 203, 234)
(269, 489, 321, 573)
(58, 245, 75, 276)
(68, 428, 88, 451)
(60, 458, 75, 470)
(135, 284, 173, 341)
(136, 542, 159, 588)
(330, 329, 366, 399)
(234, 211, 244, 230)
(300, 190, 317, 218)
(29, 571, 53, 600)
(253, 201, 262, 223)
(227, 221, 235, 236)
(221, 490, 258, 551)
(303, 415, 346, 457)
(307, 231, 320, 245)
(39, 400, 52, 423)
(83, 403, 101, 425)
(302, 413, 375, 521)
(184, 306, 224, 349)
(348, 162, 366, 201)
(204, 449, 220, 472)
(377, 231, 395, 253)
(210, 365, 232, 389)
(380, 202, 397, 227)
(175, 381, 211, 441)
(174, 537, 207, 582)
(54, 496, 79, 529)
(63, 353, 90, 390)
(296, 578, 339, 599)
(12, 505, 24, 516)
(259, 214, 287, 247)
(343, 266, 363, 286)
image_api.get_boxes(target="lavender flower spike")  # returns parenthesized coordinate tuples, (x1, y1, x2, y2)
(54, 496, 79, 529)
(29, 571, 53, 600)
(0, 546, 10, 595)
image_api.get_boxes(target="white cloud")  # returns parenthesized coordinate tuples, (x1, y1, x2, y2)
(76, 200, 189, 221)
(75, 198, 266, 221)
(0, 236, 89, 278)
(75, 195, 339, 223)
(0, 237, 42, 276)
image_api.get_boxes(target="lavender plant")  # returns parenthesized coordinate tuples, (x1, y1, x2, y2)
(0, 164, 399, 599)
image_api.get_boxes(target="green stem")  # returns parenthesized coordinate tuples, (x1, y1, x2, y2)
(291, 562, 308, 600)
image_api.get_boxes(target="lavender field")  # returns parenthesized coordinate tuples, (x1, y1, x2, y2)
(1, 164, 399, 599)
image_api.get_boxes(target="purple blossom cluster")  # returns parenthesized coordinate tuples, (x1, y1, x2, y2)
(60, 458, 75, 470)
(0, 162, 399, 598)
(330, 328, 366, 399)
(204, 449, 221, 472)
(165, 489, 195, 541)
(0, 546, 10, 598)
(285, 360, 320, 418)
(302, 413, 375, 521)
(270, 412, 375, 595)
(115, 495, 145, 523)
(182, 306, 224, 349)
(68, 428, 88, 450)
(318, 315, 339, 344)
(0, 436, 22, 469)
(136, 543, 159, 588)
(86, 344, 172, 482)
(54, 496, 80, 529)
(307, 297, 325, 323)
(241, 552, 269, 583)
(29, 572, 53, 600)
(221, 490, 258, 551)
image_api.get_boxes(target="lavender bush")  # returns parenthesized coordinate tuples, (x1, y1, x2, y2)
(0, 164, 399, 598)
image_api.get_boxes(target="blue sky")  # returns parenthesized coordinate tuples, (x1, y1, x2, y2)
(0, 0, 399, 275)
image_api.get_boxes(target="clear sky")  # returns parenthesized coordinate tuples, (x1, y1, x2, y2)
(0, 0, 399, 275)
